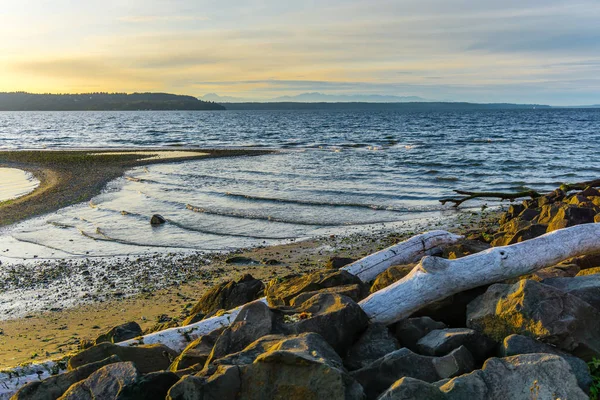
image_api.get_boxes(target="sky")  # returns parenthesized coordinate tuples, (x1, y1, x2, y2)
(1, 0, 599, 105)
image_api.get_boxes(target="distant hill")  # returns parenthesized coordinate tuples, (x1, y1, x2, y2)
(200, 92, 428, 103)
(221, 102, 551, 111)
(0, 92, 225, 111)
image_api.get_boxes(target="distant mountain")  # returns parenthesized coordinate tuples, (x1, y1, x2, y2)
(0, 92, 225, 111)
(222, 102, 551, 111)
(200, 92, 428, 103)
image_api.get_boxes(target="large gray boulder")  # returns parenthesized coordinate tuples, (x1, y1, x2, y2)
(542, 274, 600, 311)
(466, 279, 600, 360)
(345, 323, 400, 370)
(350, 346, 474, 399)
(439, 353, 588, 399)
(116, 371, 180, 400)
(417, 328, 496, 363)
(12, 356, 120, 400)
(59, 362, 139, 400)
(392, 317, 446, 352)
(265, 269, 367, 307)
(283, 293, 370, 355)
(377, 353, 588, 400)
(188, 274, 264, 317)
(500, 334, 592, 393)
(68, 342, 178, 374)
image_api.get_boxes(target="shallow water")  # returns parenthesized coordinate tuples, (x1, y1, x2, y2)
(0, 109, 599, 258)
(0, 168, 39, 202)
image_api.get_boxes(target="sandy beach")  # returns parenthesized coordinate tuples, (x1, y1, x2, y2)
(0, 149, 500, 368)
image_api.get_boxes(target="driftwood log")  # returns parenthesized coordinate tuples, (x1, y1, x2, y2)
(360, 223, 600, 325)
(440, 189, 541, 208)
(440, 177, 600, 208)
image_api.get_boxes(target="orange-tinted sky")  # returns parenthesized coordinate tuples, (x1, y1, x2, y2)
(1, 0, 599, 105)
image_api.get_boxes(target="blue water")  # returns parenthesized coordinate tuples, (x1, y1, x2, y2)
(0, 109, 599, 257)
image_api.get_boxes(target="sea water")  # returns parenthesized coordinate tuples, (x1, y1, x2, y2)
(0, 109, 598, 258)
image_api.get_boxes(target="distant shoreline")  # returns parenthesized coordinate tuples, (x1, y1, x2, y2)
(0, 148, 273, 228)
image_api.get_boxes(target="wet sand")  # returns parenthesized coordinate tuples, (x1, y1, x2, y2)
(0, 148, 273, 227)
(0, 168, 40, 202)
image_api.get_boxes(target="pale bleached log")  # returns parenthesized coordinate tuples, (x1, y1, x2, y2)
(341, 230, 463, 282)
(118, 298, 269, 350)
(360, 223, 600, 326)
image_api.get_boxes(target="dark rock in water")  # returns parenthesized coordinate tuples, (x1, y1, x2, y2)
(438, 354, 587, 400)
(150, 214, 166, 225)
(326, 256, 356, 269)
(169, 328, 224, 371)
(68, 342, 178, 374)
(344, 323, 400, 371)
(266, 269, 367, 307)
(225, 256, 260, 265)
(282, 293, 369, 355)
(60, 362, 139, 400)
(500, 334, 592, 393)
(189, 274, 264, 317)
(206, 300, 275, 365)
(12, 355, 121, 400)
(95, 321, 142, 345)
(237, 333, 364, 400)
(417, 328, 496, 363)
(116, 371, 180, 400)
(392, 316, 447, 351)
(466, 279, 600, 360)
(378, 377, 446, 400)
(350, 347, 474, 399)
(542, 274, 600, 312)
(370, 264, 414, 293)
(289, 283, 365, 306)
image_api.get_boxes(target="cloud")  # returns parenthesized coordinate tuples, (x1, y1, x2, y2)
(118, 15, 208, 23)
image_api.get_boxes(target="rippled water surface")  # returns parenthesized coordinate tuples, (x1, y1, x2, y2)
(0, 109, 598, 258)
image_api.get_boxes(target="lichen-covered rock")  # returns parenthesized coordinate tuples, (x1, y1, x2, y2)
(417, 328, 496, 363)
(326, 256, 356, 269)
(266, 269, 366, 307)
(344, 323, 400, 370)
(378, 377, 446, 400)
(283, 293, 369, 355)
(116, 371, 180, 400)
(392, 317, 447, 351)
(169, 327, 224, 371)
(212, 335, 284, 366)
(68, 342, 178, 374)
(12, 355, 120, 400)
(59, 362, 139, 400)
(289, 283, 365, 306)
(577, 266, 600, 276)
(350, 347, 474, 399)
(95, 321, 142, 345)
(370, 264, 415, 293)
(500, 334, 592, 393)
(188, 274, 264, 317)
(466, 279, 600, 360)
(205, 300, 275, 365)
(167, 365, 241, 400)
(438, 353, 587, 400)
(237, 333, 364, 400)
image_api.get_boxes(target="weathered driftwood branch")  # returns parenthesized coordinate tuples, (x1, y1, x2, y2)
(440, 189, 541, 208)
(560, 178, 600, 192)
(0, 230, 459, 397)
(341, 230, 463, 282)
(359, 223, 600, 325)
